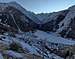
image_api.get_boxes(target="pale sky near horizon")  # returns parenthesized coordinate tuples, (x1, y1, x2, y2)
(0, 0, 75, 14)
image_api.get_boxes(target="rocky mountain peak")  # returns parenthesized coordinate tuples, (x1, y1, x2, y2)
(68, 5, 75, 11)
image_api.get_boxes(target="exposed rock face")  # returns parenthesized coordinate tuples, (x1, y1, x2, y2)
(0, 2, 75, 39)
(37, 6, 75, 39)
(55, 6, 75, 38)
(1, 2, 75, 59)
(38, 10, 69, 31)
(0, 2, 40, 33)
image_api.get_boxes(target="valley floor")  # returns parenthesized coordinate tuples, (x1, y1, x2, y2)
(0, 30, 75, 59)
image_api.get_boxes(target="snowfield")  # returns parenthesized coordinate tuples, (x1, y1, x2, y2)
(0, 30, 74, 59)
(34, 30, 75, 45)
(0, 1, 75, 59)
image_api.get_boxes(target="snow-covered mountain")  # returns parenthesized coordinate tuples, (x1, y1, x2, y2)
(1, 2, 75, 39)
(36, 6, 75, 39)
(0, 2, 41, 33)
(0, 1, 75, 59)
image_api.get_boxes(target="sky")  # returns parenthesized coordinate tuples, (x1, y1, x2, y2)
(0, 0, 75, 14)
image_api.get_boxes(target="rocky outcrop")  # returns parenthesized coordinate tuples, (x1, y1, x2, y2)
(1, 2, 75, 39)
(38, 10, 69, 31)
(55, 6, 75, 38)
(37, 6, 75, 39)
(0, 2, 40, 33)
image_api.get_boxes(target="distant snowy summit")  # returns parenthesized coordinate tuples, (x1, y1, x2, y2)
(0, 2, 75, 39)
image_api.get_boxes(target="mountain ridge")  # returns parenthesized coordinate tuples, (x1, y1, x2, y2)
(0, 2, 75, 39)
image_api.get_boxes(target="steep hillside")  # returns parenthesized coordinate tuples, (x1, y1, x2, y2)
(1, 2, 75, 39)
(0, 2, 41, 33)
(37, 6, 75, 39)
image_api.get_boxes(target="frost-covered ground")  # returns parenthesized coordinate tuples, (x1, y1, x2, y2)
(0, 2, 75, 59)
(0, 30, 75, 59)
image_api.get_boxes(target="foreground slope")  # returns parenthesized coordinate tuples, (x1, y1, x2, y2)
(0, 30, 75, 59)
